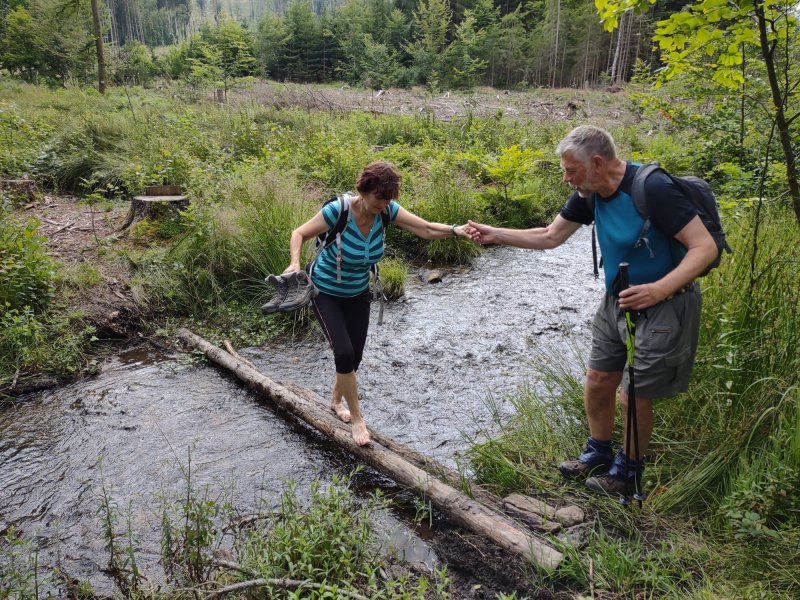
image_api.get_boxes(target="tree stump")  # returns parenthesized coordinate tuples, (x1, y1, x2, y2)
(1, 179, 39, 203)
(119, 185, 189, 231)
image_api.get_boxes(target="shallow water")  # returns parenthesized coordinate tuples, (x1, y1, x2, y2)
(0, 227, 602, 588)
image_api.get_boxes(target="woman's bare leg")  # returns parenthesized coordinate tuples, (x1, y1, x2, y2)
(337, 371, 370, 446)
(330, 377, 351, 423)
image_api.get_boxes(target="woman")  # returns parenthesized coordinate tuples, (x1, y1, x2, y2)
(284, 161, 469, 446)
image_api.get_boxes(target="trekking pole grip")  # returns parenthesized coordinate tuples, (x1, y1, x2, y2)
(619, 262, 630, 291)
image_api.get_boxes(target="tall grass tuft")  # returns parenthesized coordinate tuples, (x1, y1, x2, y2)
(378, 258, 407, 299)
(394, 161, 484, 263)
(652, 204, 800, 522)
(134, 168, 315, 315)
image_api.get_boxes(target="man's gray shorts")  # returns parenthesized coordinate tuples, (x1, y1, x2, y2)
(588, 283, 701, 399)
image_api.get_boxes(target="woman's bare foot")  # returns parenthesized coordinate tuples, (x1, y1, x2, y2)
(331, 402, 351, 423)
(350, 420, 371, 446)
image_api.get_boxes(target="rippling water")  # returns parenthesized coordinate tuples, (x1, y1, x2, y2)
(0, 227, 602, 587)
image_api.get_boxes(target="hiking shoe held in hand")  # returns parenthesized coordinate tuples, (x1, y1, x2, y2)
(261, 274, 290, 314)
(278, 270, 319, 312)
(558, 437, 613, 478)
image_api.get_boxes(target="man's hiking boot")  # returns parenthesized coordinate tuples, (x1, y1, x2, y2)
(558, 437, 613, 478)
(261, 274, 290, 314)
(585, 450, 645, 499)
(278, 270, 319, 312)
(584, 473, 630, 497)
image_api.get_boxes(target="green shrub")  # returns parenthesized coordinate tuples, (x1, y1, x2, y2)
(378, 258, 407, 299)
(0, 304, 95, 386)
(0, 214, 55, 312)
(0, 306, 42, 382)
(396, 161, 483, 263)
(0, 102, 54, 177)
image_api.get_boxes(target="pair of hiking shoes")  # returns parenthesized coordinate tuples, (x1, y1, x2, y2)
(559, 438, 645, 498)
(261, 271, 319, 314)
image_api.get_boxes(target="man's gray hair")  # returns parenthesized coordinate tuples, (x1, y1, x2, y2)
(556, 126, 617, 164)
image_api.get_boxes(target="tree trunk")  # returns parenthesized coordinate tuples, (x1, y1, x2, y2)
(550, 0, 561, 88)
(176, 328, 566, 571)
(90, 0, 107, 94)
(756, 1, 800, 224)
(610, 11, 625, 84)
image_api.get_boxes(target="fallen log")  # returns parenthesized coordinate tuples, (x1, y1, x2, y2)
(176, 328, 564, 571)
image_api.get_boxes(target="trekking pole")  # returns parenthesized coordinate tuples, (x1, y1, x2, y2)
(619, 263, 644, 508)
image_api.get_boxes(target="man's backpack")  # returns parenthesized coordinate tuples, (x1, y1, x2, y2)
(590, 162, 732, 279)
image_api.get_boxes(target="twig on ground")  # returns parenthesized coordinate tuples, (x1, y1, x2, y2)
(222, 340, 257, 370)
(202, 575, 370, 600)
(223, 510, 280, 531)
(211, 559, 258, 578)
(51, 221, 76, 235)
(455, 532, 487, 559)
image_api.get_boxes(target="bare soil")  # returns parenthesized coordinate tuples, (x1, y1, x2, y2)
(239, 82, 633, 125)
(17, 192, 140, 337)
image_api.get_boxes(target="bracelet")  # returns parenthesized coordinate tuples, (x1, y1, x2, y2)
(450, 224, 458, 237)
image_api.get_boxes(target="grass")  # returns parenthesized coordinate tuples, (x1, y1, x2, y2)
(379, 257, 408, 300)
(1, 469, 451, 599)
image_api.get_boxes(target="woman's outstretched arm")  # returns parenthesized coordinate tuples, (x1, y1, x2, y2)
(392, 206, 469, 240)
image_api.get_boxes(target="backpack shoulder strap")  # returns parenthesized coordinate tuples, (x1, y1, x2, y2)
(379, 204, 391, 231)
(631, 162, 662, 256)
(587, 194, 599, 279)
(631, 162, 662, 220)
(321, 194, 351, 248)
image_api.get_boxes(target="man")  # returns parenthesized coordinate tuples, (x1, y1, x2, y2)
(465, 126, 717, 495)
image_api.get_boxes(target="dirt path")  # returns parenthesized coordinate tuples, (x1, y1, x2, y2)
(18, 193, 140, 337)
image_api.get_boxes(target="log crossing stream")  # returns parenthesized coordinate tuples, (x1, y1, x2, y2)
(0, 228, 602, 587)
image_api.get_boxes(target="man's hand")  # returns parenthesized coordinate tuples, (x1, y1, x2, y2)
(283, 263, 301, 274)
(465, 220, 498, 245)
(618, 283, 667, 311)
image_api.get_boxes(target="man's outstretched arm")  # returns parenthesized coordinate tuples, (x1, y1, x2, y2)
(465, 215, 582, 250)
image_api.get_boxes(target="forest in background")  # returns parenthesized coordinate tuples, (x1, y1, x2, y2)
(0, 0, 692, 91)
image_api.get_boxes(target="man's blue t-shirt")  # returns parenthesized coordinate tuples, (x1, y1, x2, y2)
(560, 162, 698, 294)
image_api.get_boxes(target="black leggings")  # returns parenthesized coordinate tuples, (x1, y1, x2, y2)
(311, 290, 371, 374)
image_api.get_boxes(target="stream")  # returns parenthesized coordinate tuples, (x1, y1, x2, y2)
(0, 228, 603, 591)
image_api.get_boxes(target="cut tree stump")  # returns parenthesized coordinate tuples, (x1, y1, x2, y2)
(176, 328, 567, 571)
(1, 178, 39, 202)
(118, 185, 188, 231)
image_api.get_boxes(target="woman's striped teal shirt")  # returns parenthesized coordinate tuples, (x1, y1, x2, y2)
(310, 194, 400, 298)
